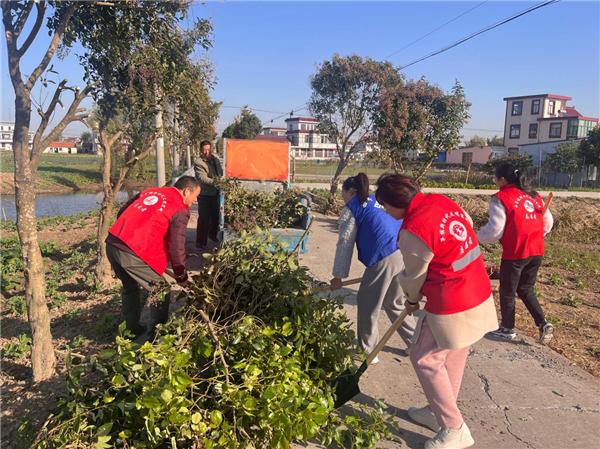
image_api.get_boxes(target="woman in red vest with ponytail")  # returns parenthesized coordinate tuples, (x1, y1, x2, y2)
(376, 174, 497, 449)
(477, 163, 554, 344)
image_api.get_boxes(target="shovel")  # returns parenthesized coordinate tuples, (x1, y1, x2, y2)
(312, 277, 363, 294)
(543, 192, 553, 214)
(331, 308, 410, 408)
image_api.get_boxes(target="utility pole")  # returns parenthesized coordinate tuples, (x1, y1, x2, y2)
(186, 144, 192, 169)
(172, 104, 180, 179)
(155, 87, 166, 186)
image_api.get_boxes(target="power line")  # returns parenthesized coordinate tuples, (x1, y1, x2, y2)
(221, 105, 287, 114)
(261, 103, 308, 127)
(384, 1, 489, 59)
(398, 0, 560, 70)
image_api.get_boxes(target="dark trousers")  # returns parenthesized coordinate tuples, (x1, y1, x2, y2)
(196, 195, 219, 247)
(499, 256, 546, 329)
(106, 244, 169, 335)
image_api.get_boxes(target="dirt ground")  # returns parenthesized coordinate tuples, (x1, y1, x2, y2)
(1, 200, 599, 448)
(297, 213, 600, 449)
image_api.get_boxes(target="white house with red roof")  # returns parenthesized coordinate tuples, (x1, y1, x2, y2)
(43, 140, 78, 154)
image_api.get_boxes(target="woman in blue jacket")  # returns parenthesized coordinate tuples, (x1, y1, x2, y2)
(330, 173, 416, 362)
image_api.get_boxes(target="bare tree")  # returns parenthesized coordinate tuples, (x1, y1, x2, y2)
(2, 1, 92, 381)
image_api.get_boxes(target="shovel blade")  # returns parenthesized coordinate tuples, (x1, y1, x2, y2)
(331, 367, 362, 408)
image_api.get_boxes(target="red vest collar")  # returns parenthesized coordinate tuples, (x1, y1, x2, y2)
(499, 184, 517, 192)
(404, 191, 426, 218)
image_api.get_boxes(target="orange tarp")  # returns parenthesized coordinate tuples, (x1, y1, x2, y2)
(225, 139, 289, 181)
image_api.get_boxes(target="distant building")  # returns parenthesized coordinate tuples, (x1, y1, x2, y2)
(503, 94, 599, 152)
(285, 117, 338, 160)
(0, 121, 33, 151)
(445, 146, 507, 165)
(260, 126, 287, 137)
(44, 140, 78, 154)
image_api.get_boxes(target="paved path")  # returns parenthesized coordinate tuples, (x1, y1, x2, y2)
(294, 213, 600, 449)
(293, 183, 600, 199)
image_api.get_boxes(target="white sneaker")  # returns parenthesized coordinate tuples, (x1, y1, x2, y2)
(424, 423, 474, 449)
(407, 405, 440, 432)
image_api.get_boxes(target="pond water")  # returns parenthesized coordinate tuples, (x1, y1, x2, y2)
(1, 190, 134, 221)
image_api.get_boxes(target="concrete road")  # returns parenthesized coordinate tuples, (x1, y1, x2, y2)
(293, 183, 600, 199)
(295, 213, 600, 449)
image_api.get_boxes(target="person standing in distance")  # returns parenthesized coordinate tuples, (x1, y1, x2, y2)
(194, 140, 223, 249)
(106, 176, 201, 336)
(477, 163, 554, 344)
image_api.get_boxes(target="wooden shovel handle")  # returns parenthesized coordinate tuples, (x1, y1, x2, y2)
(542, 192, 554, 215)
(313, 277, 363, 293)
(366, 308, 411, 365)
(163, 269, 177, 281)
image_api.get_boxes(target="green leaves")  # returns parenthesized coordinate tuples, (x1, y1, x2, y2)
(33, 230, 390, 449)
(209, 410, 223, 428)
(221, 181, 305, 233)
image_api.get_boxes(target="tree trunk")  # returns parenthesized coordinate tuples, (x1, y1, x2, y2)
(13, 91, 56, 382)
(414, 157, 436, 182)
(329, 158, 347, 195)
(95, 192, 116, 287)
(568, 173, 573, 189)
(95, 135, 114, 286)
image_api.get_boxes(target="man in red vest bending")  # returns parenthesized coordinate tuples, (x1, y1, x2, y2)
(106, 176, 201, 336)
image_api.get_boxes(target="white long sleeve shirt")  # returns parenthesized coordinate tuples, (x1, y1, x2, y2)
(332, 206, 358, 278)
(477, 196, 554, 245)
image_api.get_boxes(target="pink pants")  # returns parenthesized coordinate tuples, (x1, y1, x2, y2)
(410, 320, 470, 430)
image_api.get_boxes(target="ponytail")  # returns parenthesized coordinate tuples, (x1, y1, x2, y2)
(342, 172, 370, 204)
(495, 163, 537, 197)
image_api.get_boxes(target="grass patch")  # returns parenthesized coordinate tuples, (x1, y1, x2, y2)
(559, 294, 582, 308)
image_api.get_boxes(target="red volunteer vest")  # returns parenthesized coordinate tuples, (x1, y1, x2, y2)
(109, 187, 188, 275)
(402, 193, 491, 315)
(495, 185, 545, 260)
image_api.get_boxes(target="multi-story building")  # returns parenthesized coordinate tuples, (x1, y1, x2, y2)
(0, 121, 33, 151)
(259, 126, 287, 137)
(503, 94, 599, 152)
(285, 117, 338, 159)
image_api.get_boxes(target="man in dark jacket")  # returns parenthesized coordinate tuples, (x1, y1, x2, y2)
(193, 140, 223, 249)
(106, 176, 200, 336)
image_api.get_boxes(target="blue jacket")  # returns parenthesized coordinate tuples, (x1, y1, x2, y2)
(346, 194, 402, 267)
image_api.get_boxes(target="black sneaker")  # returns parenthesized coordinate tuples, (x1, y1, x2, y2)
(539, 322, 554, 345)
(490, 327, 516, 340)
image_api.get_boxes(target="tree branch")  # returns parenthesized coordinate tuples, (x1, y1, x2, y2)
(31, 83, 94, 167)
(32, 80, 68, 155)
(14, 1, 35, 36)
(17, 2, 45, 57)
(2, 2, 25, 91)
(26, 3, 76, 90)
(114, 135, 157, 193)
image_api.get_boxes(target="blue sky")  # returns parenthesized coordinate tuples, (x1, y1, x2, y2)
(2, 1, 599, 142)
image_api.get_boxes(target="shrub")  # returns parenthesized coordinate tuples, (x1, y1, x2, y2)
(33, 231, 395, 448)
(2, 334, 32, 359)
(220, 181, 305, 232)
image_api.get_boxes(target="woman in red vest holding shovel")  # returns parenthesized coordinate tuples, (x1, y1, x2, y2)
(376, 174, 497, 449)
(477, 163, 554, 344)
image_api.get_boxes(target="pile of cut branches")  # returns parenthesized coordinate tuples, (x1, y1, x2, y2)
(33, 230, 398, 448)
(220, 181, 305, 232)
